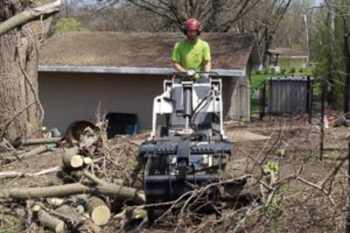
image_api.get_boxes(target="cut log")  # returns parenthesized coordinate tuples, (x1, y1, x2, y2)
(38, 211, 66, 233)
(21, 137, 61, 146)
(115, 206, 147, 221)
(83, 157, 93, 166)
(83, 170, 108, 186)
(0, 183, 90, 199)
(47, 198, 64, 207)
(86, 197, 111, 226)
(33, 205, 66, 233)
(17, 145, 52, 159)
(32, 204, 41, 212)
(55, 205, 83, 226)
(62, 154, 83, 169)
(0, 183, 145, 203)
(61, 147, 83, 169)
(76, 205, 85, 214)
(0, 166, 61, 179)
(97, 183, 145, 204)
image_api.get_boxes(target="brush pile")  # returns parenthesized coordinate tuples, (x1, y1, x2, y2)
(0, 121, 149, 233)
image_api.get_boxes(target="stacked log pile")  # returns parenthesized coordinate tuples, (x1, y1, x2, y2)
(0, 121, 147, 233)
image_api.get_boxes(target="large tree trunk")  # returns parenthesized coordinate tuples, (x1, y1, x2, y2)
(0, 0, 42, 141)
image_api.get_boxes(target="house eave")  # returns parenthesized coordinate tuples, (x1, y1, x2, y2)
(38, 64, 246, 78)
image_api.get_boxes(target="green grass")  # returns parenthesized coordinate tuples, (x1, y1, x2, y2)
(251, 74, 270, 90)
(251, 68, 314, 90)
(251, 74, 270, 114)
(278, 57, 306, 69)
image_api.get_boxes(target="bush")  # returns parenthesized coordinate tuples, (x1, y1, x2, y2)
(280, 68, 286, 75)
(263, 68, 269, 75)
(255, 70, 261, 75)
(289, 67, 296, 74)
(299, 67, 305, 73)
(270, 68, 276, 74)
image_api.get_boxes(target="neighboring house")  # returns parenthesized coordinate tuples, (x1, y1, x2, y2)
(38, 32, 257, 133)
(267, 48, 309, 67)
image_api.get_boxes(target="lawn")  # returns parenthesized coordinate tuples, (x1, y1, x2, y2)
(251, 74, 270, 90)
(278, 57, 306, 69)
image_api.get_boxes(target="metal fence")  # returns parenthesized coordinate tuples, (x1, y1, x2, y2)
(259, 76, 313, 118)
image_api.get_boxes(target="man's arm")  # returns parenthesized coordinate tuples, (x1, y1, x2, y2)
(172, 61, 187, 72)
(204, 60, 211, 72)
(171, 42, 186, 73)
(203, 42, 211, 72)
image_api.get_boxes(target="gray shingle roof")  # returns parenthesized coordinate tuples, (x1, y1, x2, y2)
(39, 32, 255, 70)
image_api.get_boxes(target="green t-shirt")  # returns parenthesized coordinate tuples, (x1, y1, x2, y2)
(171, 39, 211, 71)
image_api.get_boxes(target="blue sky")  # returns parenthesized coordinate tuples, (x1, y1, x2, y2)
(314, 0, 323, 6)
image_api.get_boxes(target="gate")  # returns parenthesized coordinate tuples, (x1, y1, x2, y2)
(260, 76, 313, 118)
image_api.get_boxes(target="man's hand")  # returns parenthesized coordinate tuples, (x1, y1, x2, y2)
(186, 69, 196, 77)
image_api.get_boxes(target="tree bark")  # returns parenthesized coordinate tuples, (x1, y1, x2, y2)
(19, 144, 52, 159)
(0, 0, 62, 36)
(20, 137, 61, 146)
(0, 0, 61, 142)
(0, 166, 61, 179)
(33, 206, 66, 233)
(55, 204, 84, 227)
(0, 182, 145, 203)
(0, 1, 38, 141)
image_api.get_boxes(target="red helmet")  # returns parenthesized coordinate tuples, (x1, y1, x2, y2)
(185, 18, 201, 32)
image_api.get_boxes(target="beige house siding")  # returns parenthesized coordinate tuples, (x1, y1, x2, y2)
(39, 72, 166, 132)
(39, 72, 250, 132)
(222, 78, 250, 121)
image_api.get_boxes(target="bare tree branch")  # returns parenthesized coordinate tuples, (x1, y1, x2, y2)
(0, 0, 62, 35)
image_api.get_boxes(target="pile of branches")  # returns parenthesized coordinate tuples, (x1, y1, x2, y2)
(0, 121, 148, 232)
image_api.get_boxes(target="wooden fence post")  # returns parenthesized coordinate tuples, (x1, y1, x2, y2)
(306, 76, 312, 124)
(320, 78, 326, 160)
(260, 81, 266, 119)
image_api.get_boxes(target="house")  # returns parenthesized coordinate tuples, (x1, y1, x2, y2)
(267, 48, 309, 68)
(38, 32, 257, 133)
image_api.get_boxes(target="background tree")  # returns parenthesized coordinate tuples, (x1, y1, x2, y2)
(125, 0, 262, 31)
(311, 0, 350, 109)
(232, 0, 292, 65)
(273, 0, 312, 49)
(72, 2, 169, 32)
(74, 0, 293, 65)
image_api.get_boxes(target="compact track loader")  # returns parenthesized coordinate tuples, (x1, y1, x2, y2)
(139, 72, 246, 221)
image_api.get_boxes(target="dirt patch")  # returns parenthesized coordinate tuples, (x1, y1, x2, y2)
(227, 129, 271, 142)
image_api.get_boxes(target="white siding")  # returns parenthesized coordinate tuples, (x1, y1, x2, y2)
(39, 73, 165, 132)
(39, 72, 250, 133)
